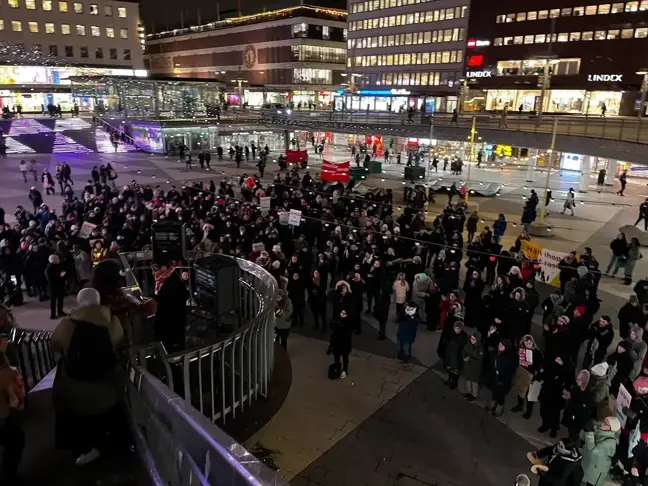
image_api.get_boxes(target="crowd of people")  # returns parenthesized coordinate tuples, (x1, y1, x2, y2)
(0, 148, 644, 486)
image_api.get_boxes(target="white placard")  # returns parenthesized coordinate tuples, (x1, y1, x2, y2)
(78, 221, 97, 239)
(278, 212, 289, 226)
(260, 196, 271, 213)
(288, 209, 302, 227)
(617, 383, 632, 427)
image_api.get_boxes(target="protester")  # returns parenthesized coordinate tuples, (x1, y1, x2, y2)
(0, 348, 24, 481)
(461, 329, 483, 401)
(274, 290, 292, 350)
(396, 301, 421, 363)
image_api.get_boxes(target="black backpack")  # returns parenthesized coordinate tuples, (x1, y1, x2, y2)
(65, 319, 117, 382)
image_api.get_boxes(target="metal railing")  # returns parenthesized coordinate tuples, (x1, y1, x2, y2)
(1, 327, 56, 392)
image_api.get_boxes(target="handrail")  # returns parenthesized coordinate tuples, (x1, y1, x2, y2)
(1, 327, 56, 392)
(93, 115, 138, 147)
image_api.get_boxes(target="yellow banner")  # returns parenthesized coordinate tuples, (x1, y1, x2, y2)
(520, 240, 542, 261)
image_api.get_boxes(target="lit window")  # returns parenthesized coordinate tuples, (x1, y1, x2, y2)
(89, 3, 97, 14)
(11, 21, 22, 31)
(527, 11, 537, 20)
(557, 33, 568, 42)
(495, 14, 505, 23)
(7, 0, 18, 7)
(635, 27, 648, 38)
(80, 46, 88, 57)
(28, 22, 39, 33)
(322, 25, 329, 39)
(582, 31, 594, 40)
(58, 1, 68, 12)
(494, 37, 503, 45)
(524, 35, 534, 44)
(45, 22, 55, 33)
(109, 48, 117, 59)
(49, 45, 57, 56)
(585, 5, 597, 15)
(598, 4, 611, 14)
(626, 1, 639, 11)
(513, 36, 523, 44)
(594, 30, 606, 40)
(0, 21, 4, 30)
(538, 10, 548, 19)
(95, 47, 103, 58)
(503, 36, 513, 45)
(516, 12, 526, 21)
(25, 0, 36, 9)
(505, 13, 515, 22)
(76, 24, 85, 35)
(641, 0, 648, 10)
(73, 2, 82, 12)
(611, 3, 624, 13)
(569, 32, 581, 41)
(42, 0, 52, 9)
(91, 25, 100, 36)
(535, 34, 546, 43)
(561, 7, 572, 16)
(106, 27, 114, 37)
(607, 29, 620, 39)
(621, 29, 634, 38)
(123, 49, 131, 60)
(104, 4, 112, 15)
(64, 45, 73, 56)
(550, 8, 560, 17)
(573, 6, 585, 15)
(61, 24, 70, 34)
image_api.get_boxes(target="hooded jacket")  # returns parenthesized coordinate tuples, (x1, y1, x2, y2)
(461, 329, 484, 382)
(628, 324, 648, 380)
(562, 370, 593, 431)
(589, 363, 612, 405)
(581, 427, 619, 486)
(396, 308, 422, 344)
(444, 320, 466, 370)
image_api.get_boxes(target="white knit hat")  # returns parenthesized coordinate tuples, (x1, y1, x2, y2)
(591, 363, 609, 377)
(77, 288, 100, 308)
(605, 416, 621, 432)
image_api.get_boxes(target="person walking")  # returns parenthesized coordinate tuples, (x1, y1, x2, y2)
(28, 159, 37, 182)
(461, 329, 483, 401)
(498, 106, 508, 128)
(466, 211, 479, 243)
(624, 237, 643, 285)
(396, 302, 421, 363)
(46, 254, 66, 319)
(451, 108, 458, 126)
(605, 232, 629, 276)
(561, 188, 575, 216)
(274, 290, 292, 350)
(635, 198, 648, 231)
(617, 170, 627, 196)
(19, 159, 28, 183)
(42, 169, 55, 195)
(601, 102, 607, 117)
(330, 309, 354, 379)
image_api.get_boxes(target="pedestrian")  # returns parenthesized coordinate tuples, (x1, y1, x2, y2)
(28, 186, 42, 214)
(308, 270, 327, 331)
(412, 272, 432, 320)
(617, 170, 627, 196)
(444, 320, 466, 389)
(493, 214, 507, 244)
(624, 237, 643, 285)
(538, 353, 571, 438)
(396, 301, 421, 363)
(0, 348, 25, 481)
(601, 102, 607, 117)
(46, 253, 66, 319)
(451, 108, 458, 125)
(28, 159, 37, 181)
(561, 369, 593, 442)
(605, 232, 629, 277)
(466, 210, 479, 243)
(330, 309, 354, 379)
(580, 416, 620, 486)
(461, 329, 483, 401)
(19, 159, 27, 183)
(185, 152, 192, 170)
(204, 151, 211, 169)
(511, 335, 543, 419)
(274, 290, 292, 350)
(628, 324, 648, 380)
(561, 188, 575, 216)
(392, 272, 409, 317)
(635, 198, 648, 231)
(499, 106, 508, 128)
(487, 339, 516, 416)
(618, 294, 643, 339)
(526, 439, 583, 486)
(42, 169, 55, 195)
(287, 272, 305, 327)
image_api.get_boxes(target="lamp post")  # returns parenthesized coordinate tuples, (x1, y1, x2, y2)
(464, 116, 476, 203)
(534, 55, 557, 120)
(637, 69, 648, 119)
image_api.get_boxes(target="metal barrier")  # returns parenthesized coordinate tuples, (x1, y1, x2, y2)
(1, 327, 56, 392)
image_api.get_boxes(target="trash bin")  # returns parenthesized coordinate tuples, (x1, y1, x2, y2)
(351, 167, 368, 181)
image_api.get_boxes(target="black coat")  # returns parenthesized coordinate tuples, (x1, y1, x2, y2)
(444, 329, 467, 370)
(154, 271, 188, 352)
(330, 316, 353, 355)
(619, 302, 644, 339)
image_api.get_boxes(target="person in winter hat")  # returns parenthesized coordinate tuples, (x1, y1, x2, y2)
(607, 340, 634, 396)
(538, 352, 573, 438)
(396, 302, 422, 363)
(412, 273, 433, 320)
(461, 329, 483, 401)
(488, 339, 516, 416)
(561, 369, 593, 443)
(582, 316, 615, 371)
(274, 290, 293, 350)
(581, 416, 620, 486)
(627, 324, 648, 380)
(512, 334, 543, 419)
(527, 439, 583, 486)
(619, 294, 643, 340)
(589, 363, 613, 418)
(444, 320, 466, 389)
(507, 286, 531, 343)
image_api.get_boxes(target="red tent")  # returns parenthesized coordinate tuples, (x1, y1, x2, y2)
(321, 160, 350, 183)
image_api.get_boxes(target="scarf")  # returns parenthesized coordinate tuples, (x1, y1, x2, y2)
(154, 266, 176, 294)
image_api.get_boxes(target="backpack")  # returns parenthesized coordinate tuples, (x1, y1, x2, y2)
(6, 367, 24, 410)
(328, 362, 341, 380)
(65, 319, 117, 382)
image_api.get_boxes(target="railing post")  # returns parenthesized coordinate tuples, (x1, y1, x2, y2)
(618, 118, 625, 140)
(638, 118, 643, 143)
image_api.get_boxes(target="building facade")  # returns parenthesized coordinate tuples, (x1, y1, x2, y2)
(463, 0, 648, 116)
(145, 6, 348, 107)
(344, 0, 470, 113)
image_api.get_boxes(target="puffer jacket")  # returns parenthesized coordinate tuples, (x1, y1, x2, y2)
(392, 275, 409, 304)
(461, 329, 483, 382)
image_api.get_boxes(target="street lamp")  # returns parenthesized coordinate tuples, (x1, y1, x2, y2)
(636, 69, 648, 119)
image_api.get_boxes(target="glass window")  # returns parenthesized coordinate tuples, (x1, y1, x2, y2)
(607, 29, 620, 39)
(106, 27, 114, 37)
(80, 46, 88, 57)
(109, 48, 117, 60)
(535, 34, 546, 43)
(626, 1, 639, 11)
(516, 12, 526, 21)
(58, 1, 68, 11)
(611, 3, 624, 12)
(64, 45, 73, 56)
(594, 30, 606, 40)
(405, 33, 412, 44)
(538, 10, 548, 19)
(32, 44, 42, 53)
(89, 3, 98, 14)
(598, 4, 610, 14)
(42, 0, 52, 9)
(582, 31, 594, 40)
(49, 45, 57, 56)
(585, 5, 597, 14)
(505, 13, 515, 22)
(76, 24, 85, 35)
(573, 6, 585, 15)
(7, 0, 18, 7)
(513, 35, 523, 44)
(95, 47, 103, 58)
(25, 0, 35, 9)
(120, 28, 128, 39)
(503, 36, 513, 45)
(494, 37, 503, 45)
(641, 0, 648, 10)
(550, 8, 560, 17)
(61, 23, 70, 34)
(322, 25, 329, 39)
(28, 21, 39, 33)
(621, 28, 634, 38)
(0, 20, 5, 30)
(441, 51, 450, 63)
(73, 1, 82, 12)
(104, 4, 112, 15)
(45, 22, 55, 33)
(443, 29, 452, 42)
(117, 5, 125, 15)
(11, 21, 21, 31)
(91, 25, 100, 36)
(561, 8, 572, 16)
(496, 14, 505, 23)
(524, 35, 534, 44)
(569, 32, 581, 41)
(556, 32, 568, 42)
(527, 11, 537, 20)
(635, 28, 648, 38)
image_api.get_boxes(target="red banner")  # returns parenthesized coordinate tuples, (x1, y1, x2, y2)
(285, 149, 308, 163)
(321, 160, 350, 183)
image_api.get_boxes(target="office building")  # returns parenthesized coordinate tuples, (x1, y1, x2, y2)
(343, 0, 470, 113)
(145, 5, 348, 107)
(463, 0, 648, 116)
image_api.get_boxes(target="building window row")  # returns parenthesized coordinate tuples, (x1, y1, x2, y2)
(293, 68, 332, 85)
(291, 45, 346, 63)
(495, 1, 646, 23)
(493, 59, 582, 77)
(8, 0, 127, 16)
(29, 43, 131, 60)
(5, 20, 128, 37)
(349, 27, 465, 49)
(353, 49, 464, 67)
(375, 70, 460, 86)
(349, 6, 468, 32)
(493, 26, 648, 45)
(351, 0, 448, 13)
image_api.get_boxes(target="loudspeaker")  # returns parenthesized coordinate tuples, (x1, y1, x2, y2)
(152, 221, 186, 262)
(193, 255, 240, 316)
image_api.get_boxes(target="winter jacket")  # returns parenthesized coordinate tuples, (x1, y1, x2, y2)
(581, 428, 619, 486)
(619, 302, 644, 339)
(461, 330, 483, 382)
(274, 298, 293, 330)
(535, 444, 583, 486)
(607, 345, 634, 396)
(585, 322, 615, 366)
(74, 250, 92, 282)
(330, 315, 353, 356)
(628, 324, 648, 380)
(493, 219, 507, 237)
(444, 325, 467, 370)
(396, 311, 421, 345)
(610, 237, 629, 257)
(412, 274, 433, 307)
(0, 361, 15, 420)
(392, 277, 409, 304)
(562, 372, 593, 433)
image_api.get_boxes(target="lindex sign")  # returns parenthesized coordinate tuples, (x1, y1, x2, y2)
(587, 74, 623, 82)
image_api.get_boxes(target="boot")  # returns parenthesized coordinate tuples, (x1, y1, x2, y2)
(493, 405, 504, 417)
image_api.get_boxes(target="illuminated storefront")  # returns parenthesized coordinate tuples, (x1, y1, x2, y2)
(482, 89, 622, 115)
